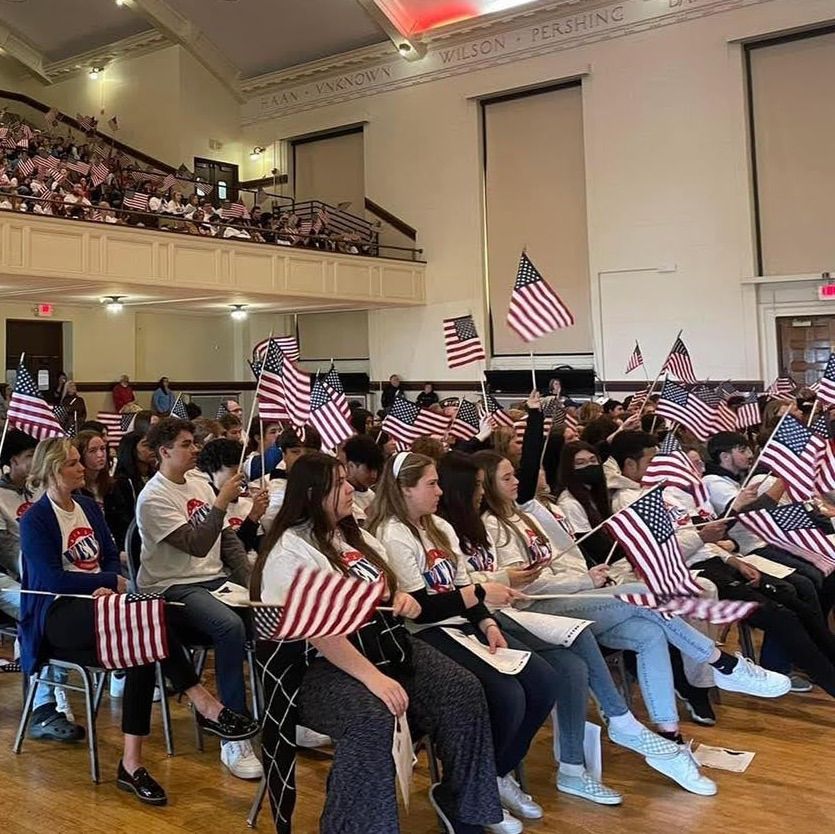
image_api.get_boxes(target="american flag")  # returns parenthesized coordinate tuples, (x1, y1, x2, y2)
(382, 397, 448, 445)
(76, 114, 97, 133)
(506, 251, 575, 342)
(758, 414, 824, 501)
(96, 412, 136, 447)
(604, 487, 702, 597)
(484, 393, 514, 428)
(161, 173, 178, 192)
(7, 363, 65, 440)
(625, 342, 644, 375)
(543, 396, 578, 431)
(309, 377, 354, 451)
(222, 202, 248, 220)
(195, 180, 213, 196)
(641, 433, 710, 506)
(256, 339, 290, 422)
(254, 335, 299, 362)
(655, 379, 716, 440)
(766, 376, 796, 401)
(449, 399, 481, 441)
(814, 353, 835, 406)
(94, 592, 169, 670)
(628, 384, 652, 413)
(661, 336, 697, 384)
(253, 566, 384, 642)
(123, 190, 149, 212)
(35, 154, 59, 174)
(216, 401, 230, 420)
(615, 592, 758, 625)
(514, 411, 554, 442)
(90, 162, 110, 187)
(170, 397, 189, 419)
(52, 402, 78, 436)
(443, 315, 486, 369)
(16, 157, 34, 178)
(690, 386, 737, 433)
(64, 159, 90, 176)
(257, 339, 310, 427)
(736, 502, 835, 577)
(736, 391, 762, 430)
(810, 415, 835, 495)
(323, 364, 351, 419)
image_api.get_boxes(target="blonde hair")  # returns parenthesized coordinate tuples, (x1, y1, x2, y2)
(578, 401, 603, 426)
(366, 451, 456, 560)
(28, 437, 75, 490)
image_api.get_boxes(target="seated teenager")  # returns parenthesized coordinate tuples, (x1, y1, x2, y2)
(74, 430, 110, 508)
(342, 433, 383, 523)
(218, 413, 243, 442)
(253, 452, 506, 834)
(367, 451, 556, 828)
(262, 426, 322, 529)
(437, 451, 688, 806)
(135, 418, 262, 780)
(242, 419, 282, 482)
(19, 437, 258, 804)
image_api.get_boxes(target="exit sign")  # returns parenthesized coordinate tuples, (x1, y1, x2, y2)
(35, 303, 54, 317)
(819, 285, 835, 301)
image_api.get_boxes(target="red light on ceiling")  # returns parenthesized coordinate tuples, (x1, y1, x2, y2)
(411, 2, 480, 32)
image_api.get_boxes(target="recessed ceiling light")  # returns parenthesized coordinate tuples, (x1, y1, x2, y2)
(230, 304, 248, 321)
(103, 295, 124, 312)
(88, 66, 103, 80)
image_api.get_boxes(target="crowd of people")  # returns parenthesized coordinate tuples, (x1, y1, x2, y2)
(0, 115, 373, 255)
(4, 363, 833, 834)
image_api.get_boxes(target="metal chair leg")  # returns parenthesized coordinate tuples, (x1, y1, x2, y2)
(247, 646, 262, 722)
(191, 648, 207, 751)
(93, 671, 107, 717)
(13, 671, 41, 754)
(247, 776, 268, 828)
(156, 662, 175, 756)
(78, 665, 101, 783)
(423, 737, 446, 833)
(738, 623, 756, 660)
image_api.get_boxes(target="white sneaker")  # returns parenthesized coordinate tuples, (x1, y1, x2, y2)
(54, 687, 75, 723)
(295, 725, 331, 748)
(109, 673, 126, 699)
(497, 774, 542, 820)
(646, 742, 717, 796)
(714, 654, 791, 698)
(221, 739, 264, 780)
(486, 809, 524, 834)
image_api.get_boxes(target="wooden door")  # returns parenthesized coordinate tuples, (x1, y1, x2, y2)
(194, 158, 239, 202)
(776, 315, 835, 386)
(6, 319, 64, 392)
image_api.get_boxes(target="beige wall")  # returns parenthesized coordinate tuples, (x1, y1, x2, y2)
(298, 310, 369, 360)
(293, 130, 365, 209)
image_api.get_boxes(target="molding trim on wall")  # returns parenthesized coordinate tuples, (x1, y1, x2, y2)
(240, 0, 778, 123)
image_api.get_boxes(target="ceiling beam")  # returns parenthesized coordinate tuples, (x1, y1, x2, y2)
(354, 0, 426, 60)
(0, 22, 51, 84)
(123, 0, 244, 101)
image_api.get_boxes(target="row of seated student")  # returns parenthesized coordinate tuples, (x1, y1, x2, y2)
(4, 388, 834, 833)
(0, 121, 370, 255)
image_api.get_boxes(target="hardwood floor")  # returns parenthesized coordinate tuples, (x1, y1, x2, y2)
(0, 656, 832, 834)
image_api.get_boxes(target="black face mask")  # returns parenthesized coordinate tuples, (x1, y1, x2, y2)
(576, 465, 604, 487)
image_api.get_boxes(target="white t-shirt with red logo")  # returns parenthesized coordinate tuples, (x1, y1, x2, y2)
(136, 471, 227, 592)
(50, 499, 101, 573)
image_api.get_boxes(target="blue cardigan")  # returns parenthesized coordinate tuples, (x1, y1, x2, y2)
(19, 493, 120, 675)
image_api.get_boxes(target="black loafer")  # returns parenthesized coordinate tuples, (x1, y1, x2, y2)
(117, 761, 168, 806)
(196, 706, 259, 741)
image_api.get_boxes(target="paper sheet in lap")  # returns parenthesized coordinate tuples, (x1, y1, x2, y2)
(210, 581, 251, 607)
(500, 609, 593, 647)
(441, 628, 531, 674)
(393, 715, 415, 810)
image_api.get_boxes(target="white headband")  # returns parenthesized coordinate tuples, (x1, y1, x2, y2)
(392, 451, 410, 478)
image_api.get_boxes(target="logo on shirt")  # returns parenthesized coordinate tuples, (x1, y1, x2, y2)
(465, 543, 495, 574)
(340, 550, 382, 584)
(525, 529, 551, 565)
(16, 500, 33, 519)
(63, 527, 100, 571)
(227, 516, 243, 530)
(187, 498, 211, 528)
(422, 549, 456, 594)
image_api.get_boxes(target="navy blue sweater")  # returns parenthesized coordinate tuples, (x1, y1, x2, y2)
(19, 493, 120, 675)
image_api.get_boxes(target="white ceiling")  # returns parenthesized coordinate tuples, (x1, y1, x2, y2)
(0, 0, 545, 80)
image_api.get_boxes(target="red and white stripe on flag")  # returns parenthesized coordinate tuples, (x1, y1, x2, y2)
(7, 364, 65, 440)
(443, 315, 486, 369)
(616, 592, 758, 624)
(94, 593, 169, 669)
(625, 343, 644, 374)
(815, 353, 835, 406)
(269, 566, 384, 641)
(309, 378, 354, 451)
(507, 252, 574, 342)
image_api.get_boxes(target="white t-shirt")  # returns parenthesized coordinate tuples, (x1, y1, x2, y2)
(261, 476, 287, 530)
(51, 499, 101, 574)
(261, 525, 387, 605)
(136, 471, 227, 592)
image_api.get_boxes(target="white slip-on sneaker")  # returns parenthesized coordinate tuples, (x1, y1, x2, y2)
(296, 725, 331, 748)
(221, 739, 264, 780)
(54, 686, 75, 723)
(497, 775, 543, 820)
(485, 809, 524, 834)
(646, 742, 717, 796)
(109, 673, 126, 699)
(607, 726, 679, 759)
(557, 770, 623, 806)
(714, 654, 791, 698)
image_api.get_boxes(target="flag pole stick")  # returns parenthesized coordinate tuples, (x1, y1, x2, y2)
(0, 352, 24, 462)
(649, 374, 667, 434)
(0, 588, 186, 606)
(719, 407, 792, 519)
(169, 392, 182, 416)
(260, 422, 266, 489)
(638, 330, 682, 419)
(239, 333, 273, 471)
(603, 540, 619, 566)
(547, 483, 664, 565)
(640, 341, 650, 382)
(807, 399, 819, 428)
(530, 351, 537, 393)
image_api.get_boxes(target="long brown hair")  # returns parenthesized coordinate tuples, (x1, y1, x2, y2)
(74, 430, 112, 500)
(250, 452, 397, 602)
(366, 451, 456, 560)
(471, 450, 547, 552)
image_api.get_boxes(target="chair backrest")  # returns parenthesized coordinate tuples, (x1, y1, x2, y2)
(124, 518, 142, 593)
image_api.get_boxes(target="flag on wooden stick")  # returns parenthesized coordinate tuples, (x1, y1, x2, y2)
(506, 252, 574, 342)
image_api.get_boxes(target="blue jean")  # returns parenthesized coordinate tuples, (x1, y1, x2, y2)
(32, 664, 70, 710)
(0, 572, 20, 620)
(528, 590, 716, 725)
(497, 614, 627, 765)
(164, 577, 249, 714)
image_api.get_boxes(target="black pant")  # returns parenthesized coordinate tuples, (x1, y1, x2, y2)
(693, 558, 835, 697)
(43, 597, 200, 736)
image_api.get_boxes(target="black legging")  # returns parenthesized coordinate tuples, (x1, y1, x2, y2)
(43, 597, 200, 736)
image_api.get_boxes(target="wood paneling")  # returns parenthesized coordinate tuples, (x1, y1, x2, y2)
(776, 314, 835, 385)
